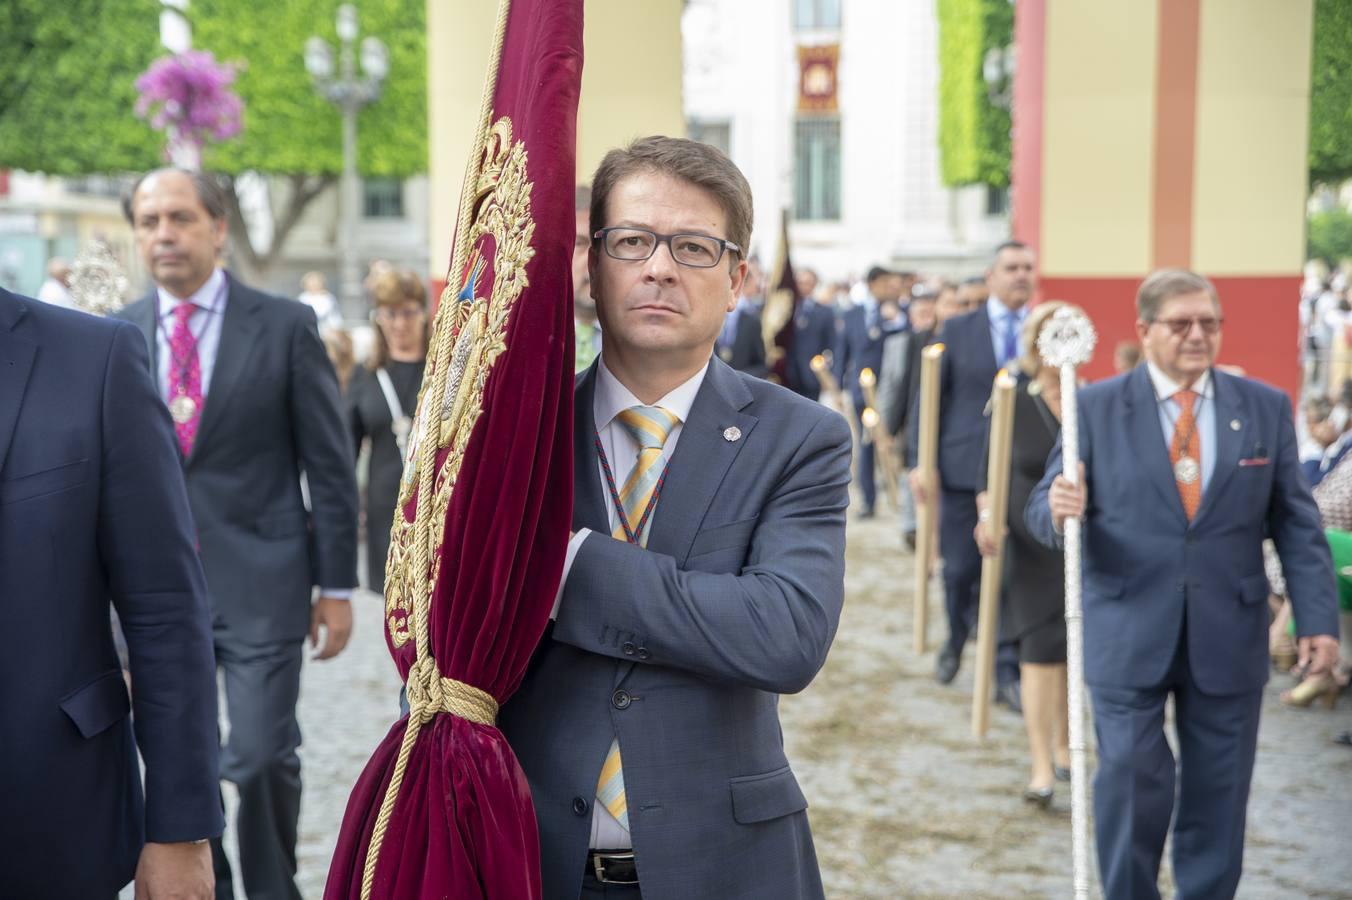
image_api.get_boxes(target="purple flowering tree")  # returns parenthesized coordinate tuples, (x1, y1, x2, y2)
(135, 50, 243, 170)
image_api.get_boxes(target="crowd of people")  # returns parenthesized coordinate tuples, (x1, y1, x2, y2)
(2, 143, 1345, 900)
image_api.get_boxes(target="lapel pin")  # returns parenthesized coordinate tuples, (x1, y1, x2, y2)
(1230, 419, 1241, 431)
(723, 426, 742, 443)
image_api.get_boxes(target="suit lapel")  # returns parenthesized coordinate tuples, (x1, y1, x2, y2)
(0, 294, 36, 477)
(189, 274, 262, 464)
(975, 306, 999, 376)
(127, 290, 158, 372)
(647, 359, 758, 563)
(1193, 370, 1245, 524)
(572, 365, 609, 533)
(614, 359, 757, 689)
(1125, 365, 1188, 526)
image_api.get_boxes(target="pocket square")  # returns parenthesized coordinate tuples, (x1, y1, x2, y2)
(1238, 457, 1270, 467)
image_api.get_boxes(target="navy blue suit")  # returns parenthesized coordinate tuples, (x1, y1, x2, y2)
(1027, 366, 1337, 900)
(905, 306, 1018, 680)
(0, 290, 222, 897)
(836, 303, 904, 513)
(787, 298, 837, 400)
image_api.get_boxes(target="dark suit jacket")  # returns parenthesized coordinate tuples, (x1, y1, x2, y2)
(499, 358, 852, 900)
(905, 307, 998, 490)
(718, 306, 769, 378)
(787, 299, 837, 400)
(116, 274, 358, 643)
(0, 290, 222, 896)
(1027, 366, 1338, 694)
(834, 303, 903, 409)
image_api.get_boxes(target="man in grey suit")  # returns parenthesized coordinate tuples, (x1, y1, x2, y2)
(499, 137, 852, 899)
(117, 169, 359, 900)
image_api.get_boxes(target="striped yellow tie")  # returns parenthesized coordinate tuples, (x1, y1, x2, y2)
(597, 404, 679, 830)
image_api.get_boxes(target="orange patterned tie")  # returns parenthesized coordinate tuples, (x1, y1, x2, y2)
(1170, 389, 1201, 520)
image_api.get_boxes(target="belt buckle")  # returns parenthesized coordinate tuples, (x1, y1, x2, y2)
(592, 850, 636, 885)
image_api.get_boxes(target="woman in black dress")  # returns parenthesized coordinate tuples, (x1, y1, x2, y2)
(349, 270, 428, 595)
(976, 301, 1085, 806)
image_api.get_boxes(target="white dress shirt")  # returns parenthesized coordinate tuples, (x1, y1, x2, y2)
(553, 353, 710, 850)
(1146, 362, 1217, 496)
(986, 295, 1028, 368)
(155, 267, 229, 402)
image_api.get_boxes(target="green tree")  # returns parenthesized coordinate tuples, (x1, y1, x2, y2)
(0, 0, 427, 281)
(1310, 0, 1352, 187)
(936, 0, 1013, 188)
(0, 0, 164, 172)
(1309, 208, 1352, 266)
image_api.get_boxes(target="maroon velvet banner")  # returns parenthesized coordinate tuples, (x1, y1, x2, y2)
(325, 1, 581, 897)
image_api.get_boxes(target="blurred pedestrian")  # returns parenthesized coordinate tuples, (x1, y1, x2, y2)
(907, 242, 1035, 701)
(787, 266, 838, 401)
(837, 265, 907, 517)
(955, 275, 989, 313)
(299, 270, 343, 331)
(116, 168, 359, 900)
(1029, 268, 1339, 899)
(0, 286, 221, 898)
(36, 257, 75, 308)
(324, 326, 357, 395)
(717, 258, 770, 376)
(878, 285, 941, 547)
(1114, 340, 1142, 372)
(349, 269, 428, 595)
(574, 185, 602, 372)
(976, 301, 1083, 807)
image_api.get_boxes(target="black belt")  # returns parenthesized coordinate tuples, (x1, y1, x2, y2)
(588, 849, 638, 885)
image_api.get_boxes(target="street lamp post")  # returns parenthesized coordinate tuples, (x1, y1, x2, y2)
(305, 4, 389, 322)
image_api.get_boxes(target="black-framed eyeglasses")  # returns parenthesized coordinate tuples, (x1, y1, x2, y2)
(1151, 316, 1223, 336)
(594, 226, 741, 269)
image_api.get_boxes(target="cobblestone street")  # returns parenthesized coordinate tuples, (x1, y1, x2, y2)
(209, 517, 1351, 898)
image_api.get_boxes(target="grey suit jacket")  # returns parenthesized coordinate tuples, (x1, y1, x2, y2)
(499, 357, 852, 900)
(115, 274, 358, 643)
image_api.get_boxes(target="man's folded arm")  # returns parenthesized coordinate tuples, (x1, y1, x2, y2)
(98, 323, 224, 844)
(553, 411, 852, 695)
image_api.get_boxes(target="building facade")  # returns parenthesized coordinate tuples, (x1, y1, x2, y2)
(683, 0, 1010, 283)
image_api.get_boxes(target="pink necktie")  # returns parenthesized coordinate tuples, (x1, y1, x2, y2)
(169, 302, 204, 456)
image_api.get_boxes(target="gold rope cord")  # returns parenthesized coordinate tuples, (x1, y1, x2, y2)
(359, 0, 514, 896)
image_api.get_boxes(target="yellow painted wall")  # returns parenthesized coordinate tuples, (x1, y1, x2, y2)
(1191, 0, 1313, 275)
(1040, 0, 1158, 277)
(425, 0, 685, 278)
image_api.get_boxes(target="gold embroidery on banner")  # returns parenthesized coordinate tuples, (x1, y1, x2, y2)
(382, 114, 534, 652)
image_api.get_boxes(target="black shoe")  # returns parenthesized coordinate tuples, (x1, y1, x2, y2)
(1023, 786, 1054, 809)
(935, 649, 960, 684)
(856, 507, 876, 520)
(904, 530, 917, 551)
(1335, 731, 1352, 747)
(1054, 765, 1071, 782)
(995, 682, 1023, 714)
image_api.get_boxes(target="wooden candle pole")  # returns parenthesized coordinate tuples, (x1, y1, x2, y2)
(859, 368, 900, 511)
(972, 370, 1016, 738)
(912, 344, 944, 655)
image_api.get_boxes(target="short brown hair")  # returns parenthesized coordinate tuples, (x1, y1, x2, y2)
(366, 269, 429, 370)
(123, 168, 229, 223)
(589, 136, 753, 263)
(1136, 268, 1219, 321)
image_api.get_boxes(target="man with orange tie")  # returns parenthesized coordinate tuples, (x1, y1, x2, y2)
(499, 136, 851, 899)
(1028, 269, 1339, 899)
(117, 168, 358, 900)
